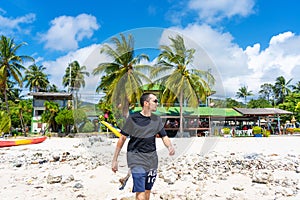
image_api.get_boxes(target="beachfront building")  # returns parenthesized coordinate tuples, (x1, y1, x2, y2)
(130, 106, 292, 137)
(28, 92, 72, 133)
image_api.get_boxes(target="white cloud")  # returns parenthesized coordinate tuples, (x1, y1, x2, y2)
(188, 0, 255, 24)
(41, 43, 111, 103)
(0, 12, 36, 34)
(40, 14, 99, 51)
(40, 26, 300, 103)
(245, 31, 300, 91)
(158, 25, 300, 100)
(161, 24, 250, 98)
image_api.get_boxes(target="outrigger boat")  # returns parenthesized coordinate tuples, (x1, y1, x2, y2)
(0, 136, 47, 148)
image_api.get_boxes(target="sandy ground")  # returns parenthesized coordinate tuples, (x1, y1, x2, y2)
(0, 135, 300, 200)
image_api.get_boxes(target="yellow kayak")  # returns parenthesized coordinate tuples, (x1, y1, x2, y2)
(100, 121, 121, 137)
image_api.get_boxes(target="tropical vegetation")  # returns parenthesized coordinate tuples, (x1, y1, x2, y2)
(1, 33, 300, 137)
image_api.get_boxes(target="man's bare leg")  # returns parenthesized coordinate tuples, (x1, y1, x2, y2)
(136, 190, 151, 200)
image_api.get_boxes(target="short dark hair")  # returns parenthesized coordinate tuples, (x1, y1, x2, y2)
(140, 93, 154, 107)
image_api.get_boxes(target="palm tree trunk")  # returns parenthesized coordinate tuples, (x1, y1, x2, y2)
(4, 89, 10, 115)
(179, 89, 184, 135)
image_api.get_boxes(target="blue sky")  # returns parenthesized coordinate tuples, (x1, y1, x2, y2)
(1, 0, 300, 102)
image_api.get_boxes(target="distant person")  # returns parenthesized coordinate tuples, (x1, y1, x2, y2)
(112, 93, 175, 200)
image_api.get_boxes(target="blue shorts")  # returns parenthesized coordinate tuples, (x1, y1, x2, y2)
(131, 167, 157, 192)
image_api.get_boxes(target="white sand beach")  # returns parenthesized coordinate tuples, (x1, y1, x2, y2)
(0, 135, 300, 200)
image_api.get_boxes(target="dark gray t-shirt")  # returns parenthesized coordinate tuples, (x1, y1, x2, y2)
(121, 112, 167, 170)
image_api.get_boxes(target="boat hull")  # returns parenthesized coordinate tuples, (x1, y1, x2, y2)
(0, 136, 47, 148)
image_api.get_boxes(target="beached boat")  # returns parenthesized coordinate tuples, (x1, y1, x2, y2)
(0, 136, 47, 148)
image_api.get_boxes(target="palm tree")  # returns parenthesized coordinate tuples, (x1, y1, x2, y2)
(291, 81, 300, 93)
(11, 100, 30, 136)
(42, 101, 59, 133)
(152, 35, 215, 134)
(236, 85, 253, 106)
(259, 83, 274, 102)
(47, 84, 59, 92)
(92, 34, 152, 117)
(24, 64, 49, 92)
(273, 76, 292, 104)
(63, 60, 90, 108)
(0, 35, 34, 115)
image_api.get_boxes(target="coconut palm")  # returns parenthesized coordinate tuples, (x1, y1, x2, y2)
(24, 64, 49, 92)
(47, 84, 59, 92)
(11, 100, 31, 136)
(42, 101, 59, 133)
(0, 35, 34, 115)
(92, 34, 152, 117)
(291, 81, 300, 93)
(236, 85, 253, 106)
(63, 60, 90, 108)
(152, 35, 215, 134)
(273, 76, 292, 104)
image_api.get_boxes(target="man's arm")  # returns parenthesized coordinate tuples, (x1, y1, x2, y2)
(161, 136, 175, 156)
(112, 135, 127, 173)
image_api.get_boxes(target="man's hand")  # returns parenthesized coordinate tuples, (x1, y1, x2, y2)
(168, 145, 175, 156)
(112, 160, 118, 173)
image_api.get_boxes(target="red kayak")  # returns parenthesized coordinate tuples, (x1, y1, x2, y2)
(0, 136, 47, 148)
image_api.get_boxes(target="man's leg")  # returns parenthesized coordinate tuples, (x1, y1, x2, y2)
(135, 190, 150, 200)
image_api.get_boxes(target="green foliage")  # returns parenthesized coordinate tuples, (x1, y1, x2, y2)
(82, 121, 95, 132)
(252, 126, 262, 134)
(247, 98, 272, 108)
(73, 109, 87, 125)
(263, 129, 270, 137)
(222, 127, 230, 134)
(294, 128, 300, 132)
(55, 109, 74, 133)
(0, 111, 11, 134)
(224, 98, 243, 108)
(278, 93, 300, 122)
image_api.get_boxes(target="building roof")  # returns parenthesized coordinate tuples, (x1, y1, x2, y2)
(233, 107, 293, 116)
(131, 107, 242, 117)
(28, 92, 73, 100)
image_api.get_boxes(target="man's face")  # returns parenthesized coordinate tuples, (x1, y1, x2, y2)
(146, 94, 159, 112)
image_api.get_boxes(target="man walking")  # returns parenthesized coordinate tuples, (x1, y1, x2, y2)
(112, 93, 175, 200)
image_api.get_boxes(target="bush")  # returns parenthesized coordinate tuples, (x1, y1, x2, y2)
(263, 129, 270, 137)
(286, 128, 294, 134)
(252, 126, 262, 134)
(222, 127, 231, 135)
(294, 128, 300, 133)
(82, 121, 95, 132)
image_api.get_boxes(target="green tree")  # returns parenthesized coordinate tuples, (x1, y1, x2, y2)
(247, 98, 272, 108)
(259, 83, 274, 102)
(92, 34, 152, 117)
(47, 84, 59, 92)
(73, 108, 87, 132)
(152, 35, 214, 134)
(42, 101, 59, 132)
(278, 93, 300, 122)
(0, 35, 34, 115)
(236, 85, 253, 106)
(63, 60, 90, 108)
(223, 98, 243, 108)
(24, 64, 49, 92)
(55, 109, 74, 134)
(11, 100, 32, 136)
(0, 111, 11, 134)
(273, 76, 292, 104)
(291, 81, 300, 93)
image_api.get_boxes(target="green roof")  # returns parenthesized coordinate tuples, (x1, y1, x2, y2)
(131, 107, 242, 117)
